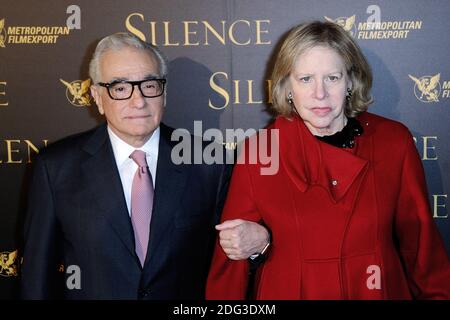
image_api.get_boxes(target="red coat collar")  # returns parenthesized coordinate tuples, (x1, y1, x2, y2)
(275, 115, 369, 203)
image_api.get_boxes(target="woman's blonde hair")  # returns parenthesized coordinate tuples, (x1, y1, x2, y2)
(271, 21, 373, 118)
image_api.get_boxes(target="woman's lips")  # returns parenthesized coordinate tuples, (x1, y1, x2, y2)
(311, 107, 332, 116)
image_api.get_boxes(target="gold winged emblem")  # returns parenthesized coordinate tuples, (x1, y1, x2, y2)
(325, 15, 356, 35)
(0, 250, 18, 277)
(408, 74, 440, 102)
(0, 19, 6, 48)
(60, 78, 92, 106)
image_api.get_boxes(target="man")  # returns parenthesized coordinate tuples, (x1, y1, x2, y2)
(20, 32, 269, 299)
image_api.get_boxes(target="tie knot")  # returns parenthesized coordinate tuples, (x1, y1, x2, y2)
(130, 150, 148, 168)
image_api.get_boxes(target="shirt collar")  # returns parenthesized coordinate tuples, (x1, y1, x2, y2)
(107, 126, 160, 168)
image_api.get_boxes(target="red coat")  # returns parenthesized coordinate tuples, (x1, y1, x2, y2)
(206, 112, 450, 299)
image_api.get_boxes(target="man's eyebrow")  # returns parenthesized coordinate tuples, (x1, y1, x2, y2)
(108, 74, 160, 83)
(143, 73, 160, 80)
(109, 77, 128, 83)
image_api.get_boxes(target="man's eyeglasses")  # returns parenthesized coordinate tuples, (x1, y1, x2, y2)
(97, 79, 166, 100)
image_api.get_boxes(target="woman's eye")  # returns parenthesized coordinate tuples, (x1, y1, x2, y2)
(328, 75, 340, 82)
(300, 76, 311, 83)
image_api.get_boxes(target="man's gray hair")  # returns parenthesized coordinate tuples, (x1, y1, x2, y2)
(89, 32, 168, 84)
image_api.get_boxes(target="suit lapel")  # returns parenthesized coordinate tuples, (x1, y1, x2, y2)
(80, 124, 137, 261)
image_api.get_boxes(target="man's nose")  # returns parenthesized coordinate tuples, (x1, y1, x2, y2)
(130, 85, 146, 108)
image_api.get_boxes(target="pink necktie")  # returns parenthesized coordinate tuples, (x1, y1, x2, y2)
(130, 150, 154, 266)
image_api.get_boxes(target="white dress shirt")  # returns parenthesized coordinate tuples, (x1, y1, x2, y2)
(107, 126, 160, 216)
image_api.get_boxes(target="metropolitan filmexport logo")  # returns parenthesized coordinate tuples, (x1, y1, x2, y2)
(0, 19, 6, 48)
(0, 17, 71, 47)
(0, 250, 18, 277)
(60, 79, 91, 107)
(324, 12, 422, 40)
(325, 15, 356, 36)
(408, 74, 441, 103)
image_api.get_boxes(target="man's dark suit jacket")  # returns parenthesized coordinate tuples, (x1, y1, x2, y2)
(20, 122, 231, 299)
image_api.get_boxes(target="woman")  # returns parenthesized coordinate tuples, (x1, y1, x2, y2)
(206, 21, 450, 299)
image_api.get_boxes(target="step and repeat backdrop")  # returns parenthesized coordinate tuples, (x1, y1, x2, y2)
(0, 0, 449, 299)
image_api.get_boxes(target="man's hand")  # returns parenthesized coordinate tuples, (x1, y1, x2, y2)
(216, 219, 270, 260)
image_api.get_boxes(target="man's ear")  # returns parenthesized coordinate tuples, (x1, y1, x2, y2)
(90, 85, 104, 115)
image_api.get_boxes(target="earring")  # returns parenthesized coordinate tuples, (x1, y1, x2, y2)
(346, 88, 352, 102)
(287, 92, 293, 104)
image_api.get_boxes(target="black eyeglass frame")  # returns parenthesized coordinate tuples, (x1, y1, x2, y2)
(97, 78, 166, 100)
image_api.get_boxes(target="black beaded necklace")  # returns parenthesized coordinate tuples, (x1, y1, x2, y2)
(315, 117, 363, 148)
